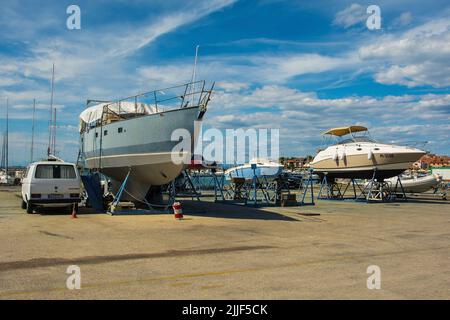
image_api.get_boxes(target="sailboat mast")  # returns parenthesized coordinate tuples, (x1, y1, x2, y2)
(1, 132, 4, 171)
(30, 99, 36, 163)
(190, 45, 199, 105)
(52, 108, 56, 154)
(5, 98, 8, 178)
(48, 63, 55, 156)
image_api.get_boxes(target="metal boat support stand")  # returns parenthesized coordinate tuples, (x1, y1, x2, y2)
(246, 165, 272, 206)
(298, 169, 315, 206)
(212, 168, 233, 202)
(432, 182, 448, 200)
(190, 171, 218, 191)
(213, 165, 315, 207)
(213, 164, 275, 207)
(108, 169, 177, 215)
(317, 173, 362, 200)
(108, 169, 132, 214)
(356, 169, 407, 202)
(174, 170, 201, 201)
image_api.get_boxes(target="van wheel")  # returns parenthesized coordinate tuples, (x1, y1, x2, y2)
(21, 199, 26, 209)
(26, 202, 34, 214)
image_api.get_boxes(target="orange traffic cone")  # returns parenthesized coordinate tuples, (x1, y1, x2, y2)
(172, 202, 183, 220)
(71, 203, 78, 219)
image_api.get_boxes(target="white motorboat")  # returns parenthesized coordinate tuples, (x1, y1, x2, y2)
(224, 158, 283, 181)
(310, 126, 426, 180)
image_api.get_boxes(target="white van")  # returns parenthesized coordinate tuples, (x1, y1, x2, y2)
(21, 158, 81, 214)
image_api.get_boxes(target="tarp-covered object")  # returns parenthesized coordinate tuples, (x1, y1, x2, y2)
(79, 101, 158, 132)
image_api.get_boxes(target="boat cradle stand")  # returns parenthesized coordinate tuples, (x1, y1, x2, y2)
(173, 170, 202, 201)
(213, 165, 315, 207)
(317, 173, 363, 201)
(355, 169, 407, 203)
(317, 169, 407, 203)
(108, 169, 176, 215)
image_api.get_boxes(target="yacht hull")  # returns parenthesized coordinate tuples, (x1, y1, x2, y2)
(312, 152, 425, 180)
(80, 106, 200, 199)
(314, 168, 408, 180)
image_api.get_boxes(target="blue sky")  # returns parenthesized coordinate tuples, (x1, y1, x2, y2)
(0, 0, 449, 165)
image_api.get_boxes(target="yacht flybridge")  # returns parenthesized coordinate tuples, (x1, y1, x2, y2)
(310, 126, 426, 180)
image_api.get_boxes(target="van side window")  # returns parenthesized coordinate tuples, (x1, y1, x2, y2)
(104, 130, 108, 136)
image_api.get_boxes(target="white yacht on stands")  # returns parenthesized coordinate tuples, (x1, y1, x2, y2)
(79, 81, 213, 200)
(310, 126, 426, 180)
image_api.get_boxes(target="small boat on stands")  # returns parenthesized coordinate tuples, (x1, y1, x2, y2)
(384, 173, 442, 193)
(224, 158, 283, 181)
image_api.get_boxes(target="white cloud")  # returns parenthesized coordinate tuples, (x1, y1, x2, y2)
(216, 81, 250, 92)
(0, 0, 239, 115)
(210, 85, 392, 114)
(138, 17, 450, 89)
(0, 78, 19, 87)
(137, 52, 358, 87)
(333, 3, 366, 29)
(358, 18, 450, 87)
(138, 64, 193, 85)
(392, 12, 413, 28)
(107, 0, 237, 57)
(209, 85, 450, 127)
(256, 54, 357, 81)
(374, 63, 450, 88)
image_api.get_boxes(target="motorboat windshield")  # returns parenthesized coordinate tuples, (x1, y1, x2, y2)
(337, 136, 376, 144)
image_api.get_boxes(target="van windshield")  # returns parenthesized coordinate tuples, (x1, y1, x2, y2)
(35, 164, 76, 179)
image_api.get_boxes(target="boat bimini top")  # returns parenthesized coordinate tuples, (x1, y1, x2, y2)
(322, 125, 368, 137)
(322, 126, 376, 144)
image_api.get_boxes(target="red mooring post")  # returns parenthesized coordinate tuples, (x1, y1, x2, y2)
(172, 202, 183, 220)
